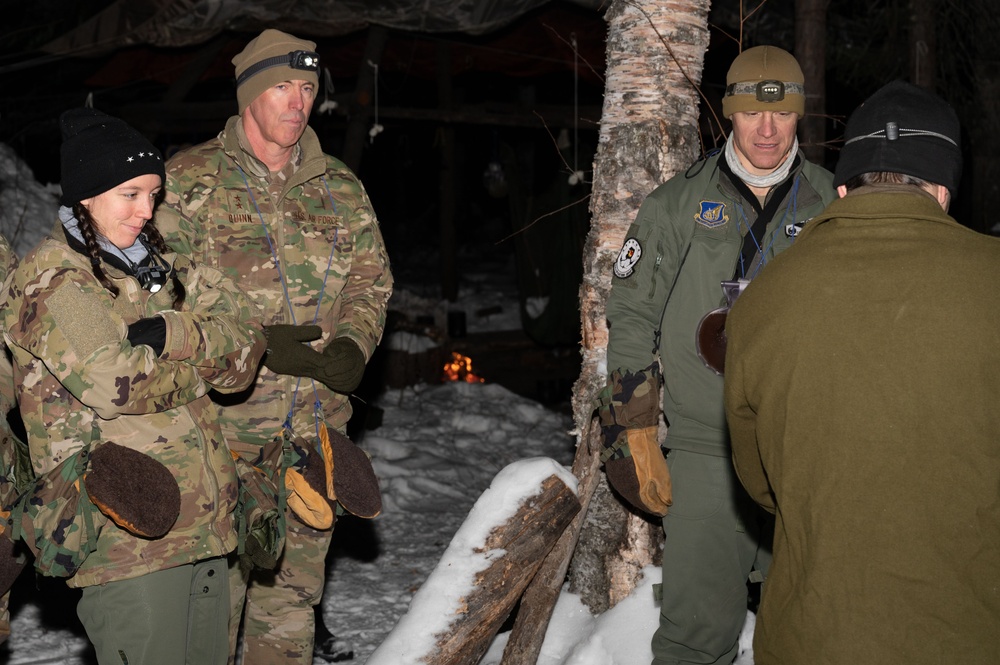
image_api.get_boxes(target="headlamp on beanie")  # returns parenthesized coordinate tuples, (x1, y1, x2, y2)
(842, 121, 958, 149)
(236, 50, 320, 88)
(722, 46, 806, 117)
(725, 80, 805, 104)
(832, 80, 962, 197)
(232, 29, 321, 114)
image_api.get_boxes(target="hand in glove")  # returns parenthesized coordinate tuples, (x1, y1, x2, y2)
(127, 316, 167, 356)
(319, 337, 366, 394)
(264, 326, 366, 394)
(262, 324, 325, 376)
(596, 364, 672, 517)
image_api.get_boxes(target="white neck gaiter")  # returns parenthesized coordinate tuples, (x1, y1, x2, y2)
(724, 133, 799, 189)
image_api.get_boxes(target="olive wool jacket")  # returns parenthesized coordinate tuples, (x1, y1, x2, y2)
(725, 185, 1000, 664)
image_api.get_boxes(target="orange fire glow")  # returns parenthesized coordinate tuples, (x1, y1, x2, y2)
(442, 352, 485, 383)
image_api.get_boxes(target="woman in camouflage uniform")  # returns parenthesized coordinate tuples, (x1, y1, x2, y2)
(1, 109, 266, 665)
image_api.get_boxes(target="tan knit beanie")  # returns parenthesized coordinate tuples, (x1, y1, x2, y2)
(232, 29, 320, 114)
(722, 46, 805, 117)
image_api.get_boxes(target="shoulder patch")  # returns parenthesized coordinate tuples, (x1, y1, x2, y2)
(613, 238, 642, 279)
(785, 216, 814, 238)
(694, 201, 729, 228)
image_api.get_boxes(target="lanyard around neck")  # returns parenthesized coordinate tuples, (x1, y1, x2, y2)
(235, 163, 342, 433)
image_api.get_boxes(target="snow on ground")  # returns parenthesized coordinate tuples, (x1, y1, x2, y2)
(6, 380, 750, 665)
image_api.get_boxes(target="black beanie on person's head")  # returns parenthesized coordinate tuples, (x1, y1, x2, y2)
(834, 80, 962, 197)
(59, 108, 165, 206)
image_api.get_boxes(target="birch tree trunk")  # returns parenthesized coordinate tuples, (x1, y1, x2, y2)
(569, 0, 710, 613)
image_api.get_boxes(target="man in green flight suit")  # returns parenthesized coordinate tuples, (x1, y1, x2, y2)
(600, 46, 836, 665)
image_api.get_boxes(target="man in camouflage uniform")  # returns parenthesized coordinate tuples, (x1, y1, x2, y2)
(157, 28, 393, 664)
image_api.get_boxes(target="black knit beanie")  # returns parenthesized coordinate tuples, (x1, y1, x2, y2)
(59, 108, 165, 206)
(834, 80, 962, 197)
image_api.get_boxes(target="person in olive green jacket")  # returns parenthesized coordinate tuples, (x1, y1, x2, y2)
(601, 46, 835, 665)
(725, 80, 1000, 664)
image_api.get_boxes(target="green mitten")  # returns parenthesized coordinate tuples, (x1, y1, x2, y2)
(318, 337, 367, 394)
(86, 442, 181, 538)
(262, 324, 324, 376)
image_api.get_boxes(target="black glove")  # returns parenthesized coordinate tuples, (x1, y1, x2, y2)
(127, 316, 167, 356)
(319, 337, 366, 394)
(262, 324, 325, 377)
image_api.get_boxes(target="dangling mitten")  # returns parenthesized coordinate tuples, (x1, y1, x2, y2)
(86, 442, 181, 538)
(284, 437, 336, 530)
(326, 426, 381, 519)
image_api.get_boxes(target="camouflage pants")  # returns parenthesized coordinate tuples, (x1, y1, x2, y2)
(229, 513, 333, 665)
(0, 590, 9, 645)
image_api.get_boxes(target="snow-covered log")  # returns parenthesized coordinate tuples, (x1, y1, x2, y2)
(500, 417, 604, 665)
(367, 458, 579, 665)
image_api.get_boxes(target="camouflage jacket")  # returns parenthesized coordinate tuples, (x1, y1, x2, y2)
(0, 233, 21, 498)
(1, 233, 266, 587)
(158, 116, 392, 447)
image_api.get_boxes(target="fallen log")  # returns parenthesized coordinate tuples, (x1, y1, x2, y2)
(500, 416, 604, 665)
(366, 458, 580, 665)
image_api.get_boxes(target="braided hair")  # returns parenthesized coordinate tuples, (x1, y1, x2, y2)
(71, 201, 186, 310)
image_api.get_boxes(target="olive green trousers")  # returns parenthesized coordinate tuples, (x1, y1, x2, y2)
(78, 556, 229, 665)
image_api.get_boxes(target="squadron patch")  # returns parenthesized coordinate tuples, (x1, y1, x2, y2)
(614, 238, 642, 279)
(695, 201, 729, 228)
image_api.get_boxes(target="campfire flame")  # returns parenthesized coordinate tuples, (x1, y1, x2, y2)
(442, 352, 485, 384)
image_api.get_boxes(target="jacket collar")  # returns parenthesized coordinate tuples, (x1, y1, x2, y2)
(220, 115, 328, 192)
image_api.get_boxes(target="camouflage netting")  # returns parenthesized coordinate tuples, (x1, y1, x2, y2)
(43, 0, 605, 56)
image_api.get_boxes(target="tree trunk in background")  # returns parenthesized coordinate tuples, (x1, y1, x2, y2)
(959, 53, 1000, 236)
(908, 0, 936, 90)
(569, 0, 710, 613)
(795, 0, 829, 166)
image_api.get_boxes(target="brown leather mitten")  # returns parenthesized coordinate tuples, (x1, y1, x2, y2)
(597, 364, 672, 517)
(604, 427, 672, 516)
(285, 438, 336, 530)
(327, 426, 382, 519)
(86, 442, 181, 538)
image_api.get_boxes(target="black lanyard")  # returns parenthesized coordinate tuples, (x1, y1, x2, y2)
(718, 156, 799, 281)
